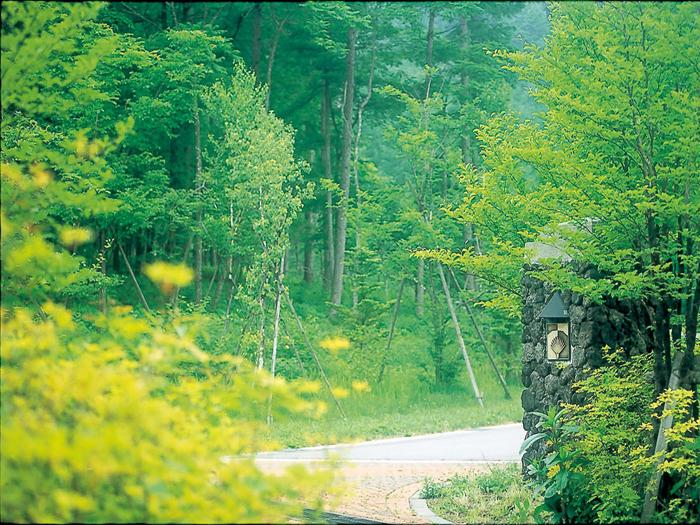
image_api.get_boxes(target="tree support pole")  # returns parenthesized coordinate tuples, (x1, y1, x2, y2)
(437, 263, 483, 408)
(117, 241, 152, 314)
(448, 267, 511, 399)
(284, 290, 347, 419)
(377, 278, 405, 383)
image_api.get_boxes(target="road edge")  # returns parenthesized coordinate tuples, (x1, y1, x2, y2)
(409, 489, 453, 525)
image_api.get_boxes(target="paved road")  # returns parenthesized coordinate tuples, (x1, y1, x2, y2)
(255, 423, 525, 523)
(256, 422, 525, 463)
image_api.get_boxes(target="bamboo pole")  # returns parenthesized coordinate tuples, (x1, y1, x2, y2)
(281, 317, 307, 375)
(437, 263, 483, 408)
(448, 267, 511, 399)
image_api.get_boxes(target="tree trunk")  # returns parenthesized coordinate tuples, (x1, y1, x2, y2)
(256, 294, 266, 370)
(168, 1, 178, 26)
(641, 351, 684, 522)
(264, 13, 287, 111)
(161, 2, 168, 29)
(424, 8, 435, 96)
(459, 18, 478, 281)
(251, 3, 261, 77)
(213, 254, 230, 309)
(267, 254, 285, 425)
(350, 31, 376, 311)
(414, 14, 435, 317)
(331, 27, 356, 312)
(171, 231, 193, 307)
(223, 200, 237, 330)
(437, 263, 484, 408)
(193, 97, 203, 304)
(223, 279, 235, 333)
(304, 210, 315, 284)
(426, 9, 435, 65)
(322, 78, 335, 291)
(416, 259, 425, 317)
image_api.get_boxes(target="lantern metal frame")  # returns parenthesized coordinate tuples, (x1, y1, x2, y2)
(538, 291, 572, 363)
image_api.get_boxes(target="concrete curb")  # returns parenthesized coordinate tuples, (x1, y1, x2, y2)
(409, 489, 453, 525)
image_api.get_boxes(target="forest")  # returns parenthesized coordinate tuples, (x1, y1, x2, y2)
(1, 2, 698, 524)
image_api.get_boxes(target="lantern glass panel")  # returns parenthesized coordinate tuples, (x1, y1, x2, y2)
(546, 322, 570, 361)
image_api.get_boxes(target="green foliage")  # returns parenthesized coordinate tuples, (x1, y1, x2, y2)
(523, 349, 699, 524)
(0, 140, 336, 521)
(427, 464, 539, 524)
(0, 301, 334, 523)
(2, 2, 542, 519)
(0, 3, 338, 521)
(422, 2, 700, 320)
(420, 478, 444, 499)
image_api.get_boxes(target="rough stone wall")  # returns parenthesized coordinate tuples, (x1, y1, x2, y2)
(520, 263, 651, 470)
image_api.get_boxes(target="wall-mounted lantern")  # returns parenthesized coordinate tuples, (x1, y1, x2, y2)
(538, 291, 571, 362)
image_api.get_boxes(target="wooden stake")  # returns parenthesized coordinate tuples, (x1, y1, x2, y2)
(377, 278, 405, 383)
(437, 263, 483, 408)
(448, 267, 511, 399)
(117, 241, 152, 314)
(284, 290, 347, 419)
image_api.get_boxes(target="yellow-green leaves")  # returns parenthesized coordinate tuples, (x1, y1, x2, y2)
(319, 336, 351, 354)
(58, 227, 94, 249)
(144, 262, 194, 294)
(0, 302, 336, 523)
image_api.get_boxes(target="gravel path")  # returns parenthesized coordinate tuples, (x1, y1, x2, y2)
(255, 423, 525, 523)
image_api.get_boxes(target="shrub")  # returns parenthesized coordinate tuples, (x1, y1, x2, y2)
(0, 301, 334, 523)
(523, 348, 699, 524)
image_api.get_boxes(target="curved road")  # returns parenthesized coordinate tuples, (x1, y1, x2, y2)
(255, 423, 525, 523)
(257, 422, 525, 463)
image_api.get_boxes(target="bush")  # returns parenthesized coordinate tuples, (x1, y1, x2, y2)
(0, 301, 334, 522)
(522, 348, 699, 524)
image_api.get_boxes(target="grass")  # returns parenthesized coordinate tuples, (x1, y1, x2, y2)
(260, 278, 524, 447)
(423, 464, 542, 524)
(264, 369, 523, 448)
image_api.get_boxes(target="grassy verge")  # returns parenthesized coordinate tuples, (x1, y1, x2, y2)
(265, 380, 523, 448)
(423, 464, 543, 524)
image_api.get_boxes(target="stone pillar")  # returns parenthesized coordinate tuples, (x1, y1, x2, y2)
(520, 263, 651, 471)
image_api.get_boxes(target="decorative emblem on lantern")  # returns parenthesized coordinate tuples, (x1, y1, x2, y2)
(538, 291, 571, 362)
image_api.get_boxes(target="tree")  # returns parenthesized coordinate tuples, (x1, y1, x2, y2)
(424, 2, 699, 519)
(1, 3, 334, 522)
